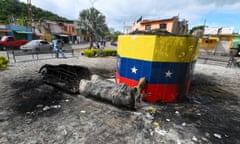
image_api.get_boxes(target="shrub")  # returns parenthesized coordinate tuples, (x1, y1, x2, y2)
(82, 48, 117, 57)
(92, 48, 99, 56)
(82, 49, 95, 57)
(0, 56, 9, 69)
(103, 49, 117, 56)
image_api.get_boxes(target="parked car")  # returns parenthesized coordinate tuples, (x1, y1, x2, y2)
(20, 40, 53, 52)
(0, 36, 28, 50)
(110, 41, 118, 46)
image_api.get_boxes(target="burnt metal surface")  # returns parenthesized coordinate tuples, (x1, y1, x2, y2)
(39, 64, 91, 93)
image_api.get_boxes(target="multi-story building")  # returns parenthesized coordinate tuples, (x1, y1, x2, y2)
(37, 20, 77, 43)
(61, 23, 77, 43)
(6, 25, 32, 40)
(131, 16, 188, 35)
(201, 27, 234, 55)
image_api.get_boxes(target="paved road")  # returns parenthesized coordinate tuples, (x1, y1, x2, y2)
(0, 42, 117, 64)
(70, 41, 117, 50)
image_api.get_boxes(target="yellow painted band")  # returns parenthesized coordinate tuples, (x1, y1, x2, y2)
(118, 35, 200, 62)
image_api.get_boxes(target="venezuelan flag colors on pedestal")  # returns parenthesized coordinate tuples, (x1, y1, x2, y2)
(116, 35, 200, 102)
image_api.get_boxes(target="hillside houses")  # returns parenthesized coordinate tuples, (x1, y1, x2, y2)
(0, 20, 78, 44)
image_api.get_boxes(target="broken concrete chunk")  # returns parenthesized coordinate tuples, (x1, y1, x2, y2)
(154, 128, 167, 136)
(43, 106, 50, 111)
(192, 136, 198, 142)
(213, 133, 222, 139)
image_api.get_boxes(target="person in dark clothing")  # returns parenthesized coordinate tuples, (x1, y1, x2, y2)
(233, 45, 240, 67)
(227, 45, 240, 67)
(96, 41, 100, 49)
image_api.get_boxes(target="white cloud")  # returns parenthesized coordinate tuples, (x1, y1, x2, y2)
(20, 0, 240, 32)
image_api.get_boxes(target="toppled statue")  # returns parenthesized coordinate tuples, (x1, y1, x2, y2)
(79, 75, 145, 109)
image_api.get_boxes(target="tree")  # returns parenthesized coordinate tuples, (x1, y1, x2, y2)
(111, 31, 122, 41)
(0, 0, 68, 25)
(78, 8, 109, 47)
(189, 25, 204, 34)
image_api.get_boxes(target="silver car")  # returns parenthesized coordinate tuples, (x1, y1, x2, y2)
(20, 40, 53, 52)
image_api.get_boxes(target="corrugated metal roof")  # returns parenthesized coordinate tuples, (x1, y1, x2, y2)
(204, 27, 219, 35)
(204, 27, 233, 35)
(220, 27, 234, 35)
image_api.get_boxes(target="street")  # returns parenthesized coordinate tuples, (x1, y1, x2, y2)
(0, 42, 117, 64)
(0, 56, 239, 144)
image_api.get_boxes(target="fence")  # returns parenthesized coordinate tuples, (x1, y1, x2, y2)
(197, 50, 239, 68)
(5, 45, 75, 63)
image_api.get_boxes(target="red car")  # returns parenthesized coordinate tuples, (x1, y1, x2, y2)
(0, 36, 28, 50)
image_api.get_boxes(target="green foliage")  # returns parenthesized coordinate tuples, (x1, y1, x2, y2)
(0, 56, 9, 69)
(78, 8, 109, 41)
(104, 31, 122, 41)
(104, 32, 111, 41)
(82, 49, 98, 57)
(111, 31, 122, 41)
(82, 48, 117, 57)
(0, 0, 68, 25)
(189, 25, 204, 34)
(102, 49, 117, 56)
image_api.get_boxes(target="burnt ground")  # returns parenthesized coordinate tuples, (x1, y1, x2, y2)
(0, 56, 239, 144)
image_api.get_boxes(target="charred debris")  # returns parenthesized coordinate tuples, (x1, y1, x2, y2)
(39, 64, 145, 110)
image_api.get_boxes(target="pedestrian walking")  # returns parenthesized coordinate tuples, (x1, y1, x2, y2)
(52, 39, 66, 58)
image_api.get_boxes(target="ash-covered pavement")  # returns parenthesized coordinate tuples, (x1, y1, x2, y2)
(0, 56, 239, 144)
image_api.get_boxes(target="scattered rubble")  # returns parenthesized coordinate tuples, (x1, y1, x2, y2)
(0, 57, 239, 144)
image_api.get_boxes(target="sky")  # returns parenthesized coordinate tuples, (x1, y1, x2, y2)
(19, 0, 240, 33)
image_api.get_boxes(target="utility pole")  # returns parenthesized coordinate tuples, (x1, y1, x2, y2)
(89, 0, 96, 47)
(27, 0, 34, 33)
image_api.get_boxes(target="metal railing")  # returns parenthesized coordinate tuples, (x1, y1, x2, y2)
(197, 51, 239, 68)
(4, 46, 75, 63)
